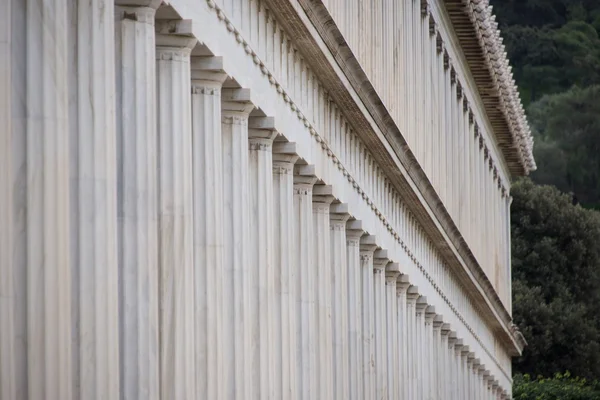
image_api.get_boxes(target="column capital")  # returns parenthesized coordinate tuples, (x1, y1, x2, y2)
(406, 285, 420, 303)
(222, 88, 255, 117)
(454, 339, 464, 355)
(425, 306, 436, 324)
(461, 345, 471, 356)
(191, 56, 228, 89)
(293, 164, 318, 193)
(313, 184, 335, 206)
(359, 235, 378, 255)
(441, 323, 452, 336)
(478, 364, 487, 375)
(248, 116, 277, 151)
(272, 141, 299, 174)
(346, 219, 364, 245)
(433, 314, 444, 329)
(115, 0, 161, 23)
(396, 273, 411, 295)
(155, 20, 197, 50)
(373, 249, 389, 273)
(416, 296, 428, 316)
(385, 263, 401, 284)
(330, 203, 351, 229)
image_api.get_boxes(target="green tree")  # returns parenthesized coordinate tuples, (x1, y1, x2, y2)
(511, 179, 600, 379)
(528, 85, 600, 208)
(513, 373, 600, 400)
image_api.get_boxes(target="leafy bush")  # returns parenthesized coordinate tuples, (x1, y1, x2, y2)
(513, 373, 600, 400)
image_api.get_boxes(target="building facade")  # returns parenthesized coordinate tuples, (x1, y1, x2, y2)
(0, 0, 534, 398)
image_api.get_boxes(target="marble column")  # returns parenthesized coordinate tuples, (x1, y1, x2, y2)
(313, 184, 335, 400)
(0, 0, 13, 394)
(221, 88, 254, 399)
(346, 221, 365, 400)
(447, 332, 458, 400)
(114, 2, 161, 398)
(73, 0, 121, 396)
(424, 307, 437, 400)
(360, 236, 378, 399)
(415, 296, 428, 399)
(330, 204, 351, 399)
(440, 324, 451, 399)
(461, 346, 471, 400)
(248, 116, 278, 399)
(190, 56, 228, 400)
(432, 316, 444, 400)
(293, 165, 317, 400)
(272, 142, 300, 400)
(155, 28, 197, 399)
(385, 263, 401, 400)
(406, 286, 420, 400)
(396, 275, 411, 400)
(454, 340, 464, 400)
(373, 250, 389, 400)
(25, 0, 73, 397)
(471, 357, 481, 400)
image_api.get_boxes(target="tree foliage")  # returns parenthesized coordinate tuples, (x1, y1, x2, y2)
(513, 373, 600, 400)
(511, 179, 600, 379)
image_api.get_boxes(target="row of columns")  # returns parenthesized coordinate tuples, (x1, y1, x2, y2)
(1, 0, 511, 398)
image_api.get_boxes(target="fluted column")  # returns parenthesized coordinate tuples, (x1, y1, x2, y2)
(73, 0, 120, 396)
(313, 185, 335, 400)
(432, 316, 444, 400)
(406, 286, 420, 400)
(440, 324, 451, 399)
(25, 0, 72, 397)
(221, 88, 254, 399)
(415, 297, 428, 399)
(272, 142, 300, 400)
(156, 28, 197, 399)
(330, 204, 351, 399)
(396, 275, 411, 400)
(248, 116, 278, 400)
(424, 307, 437, 400)
(293, 166, 318, 400)
(454, 340, 464, 400)
(114, 3, 161, 398)
(190, 57, 228, 400)
(373, 251, 389, 400)
(346, 221, 364, 400)
(360, 236, 378, 399)
(461, 346, 470, 400)
(447, 332, 458, 400)
(471, 358, 481, 400)
(0, 0, 13, 394)
(385, 263, 401, 400)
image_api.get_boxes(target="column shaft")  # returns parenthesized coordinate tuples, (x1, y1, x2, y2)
(385, 265, 400, 400)
(248, 125, 277, 399)
(191, 66, 227, 399)
(115, 3, 160, 398)
(156, 35, 197, 399)
(330, 213, 350, 399)
(397, 276, 410, 400)
(273, 152, 299, 399)
(74, 0, 120, 396)
(26, 0, 72, 396)
(360, 243, 377, 399)
(347, 229, 364, 399)
(313, 195, 333, 400)
(406, 288, 419, 399)
(221, 97, 253, 400)
(373, 257, 388, 400)
(293, 175, 317, 400)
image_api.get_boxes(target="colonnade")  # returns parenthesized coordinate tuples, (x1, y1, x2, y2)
(0, 0, 514, 398)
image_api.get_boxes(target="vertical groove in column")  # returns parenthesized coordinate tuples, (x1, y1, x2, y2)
(330, 210, 350, 400)
(432, 316, 444, 400)
(448, 333, 458, 400)
(75, 0, 120, 396)
(221, 97, 254, 400)
(272, 150, 299, 400)
(396, 275, 411, 400)
(385, 264, 400, 400)
(313, 191, 334, 400)
(359, 239, 377, 400)
(346, 227, 364, 400)
(293, 173, 317, 400)
(156, 35, 197, 400)
(115, 3, 160, 398)
(406, 286, 420, 400)
(373, 254, 388, 400)
(248, 124, 277, 400)
(26, 0, 72, 397)
(191, 64, 227, 400)
(0, 0, 15, 395)
(454, 340, 464, 400)
(440, 324, 451, 400)
(424, 306, 436, 400)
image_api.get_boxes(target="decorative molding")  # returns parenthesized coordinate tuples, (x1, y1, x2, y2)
(221, 115, 248, 126)
(191, 86, 220, 95)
